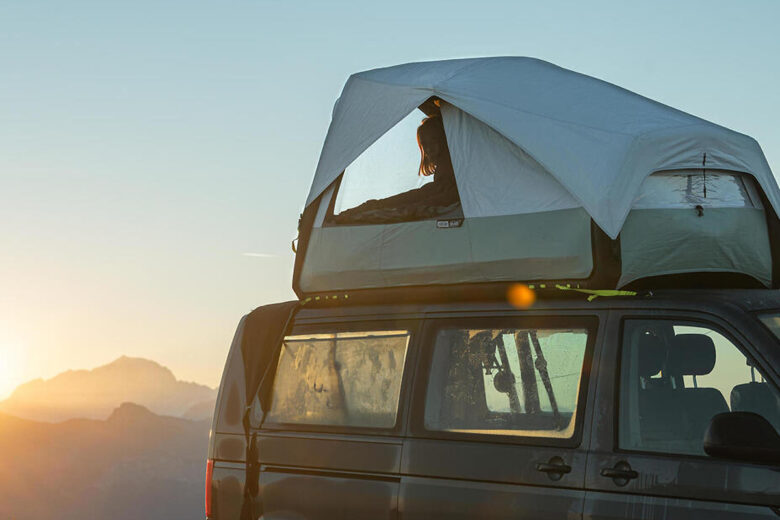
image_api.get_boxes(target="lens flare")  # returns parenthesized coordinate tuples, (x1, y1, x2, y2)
(507, 283, 536, 309)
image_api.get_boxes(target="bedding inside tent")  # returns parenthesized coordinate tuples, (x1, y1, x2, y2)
(293, 58, 780, 297)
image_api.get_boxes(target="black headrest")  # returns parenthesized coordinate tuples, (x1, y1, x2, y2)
(731, 382, 778, 412)
(668, 334, 716, 376)
(637, 333, 666, 378)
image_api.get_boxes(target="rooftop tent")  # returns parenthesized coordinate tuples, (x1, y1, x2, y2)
(293, 57, 780, 297)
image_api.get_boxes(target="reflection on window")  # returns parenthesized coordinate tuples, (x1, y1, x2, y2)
(266, 330, 410, 429)
(632, 171, 762, 210)
(620, 320, 780, 456)
(759, 312, 780, 342)
(334, 109, 433, 215)
(424, 326, 589, 439)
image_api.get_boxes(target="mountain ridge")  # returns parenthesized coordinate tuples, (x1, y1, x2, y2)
(0, 356, 218, 422)
(0, 402, 209, 520)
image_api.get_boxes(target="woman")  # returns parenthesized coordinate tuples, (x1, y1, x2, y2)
(331, 113, 461, 225)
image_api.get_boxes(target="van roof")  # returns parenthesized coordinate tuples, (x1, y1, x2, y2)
(285, 288, 780, 322)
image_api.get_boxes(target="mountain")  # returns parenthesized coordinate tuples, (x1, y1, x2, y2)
(0, 403, 209, 520)
(182, 397, 218, 420)
(0, 356, 217, 422)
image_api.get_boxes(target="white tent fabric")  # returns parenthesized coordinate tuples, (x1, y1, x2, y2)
(441, 104, 579, 215)
(306, 57, 779, 239)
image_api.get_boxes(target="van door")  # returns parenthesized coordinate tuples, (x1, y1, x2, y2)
(584, 312, 780, 519)
(256, 320, 419, 520)
(400, 312, 604, 519)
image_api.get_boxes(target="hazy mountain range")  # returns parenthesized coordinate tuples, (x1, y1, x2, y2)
(0, 356, 217, 422)
(0, 403, 210, 520)
(0, 357, 218, 519)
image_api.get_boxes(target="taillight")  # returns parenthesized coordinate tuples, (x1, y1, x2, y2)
(205, 459, 214, 518)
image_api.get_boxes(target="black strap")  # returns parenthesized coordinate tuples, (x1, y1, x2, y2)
(528, 331, 562, 429)
(239, 303, 299, 520)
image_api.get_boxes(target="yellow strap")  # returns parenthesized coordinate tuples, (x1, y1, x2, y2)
(555, 284, 637, 302)
(300, 293, 349, 306)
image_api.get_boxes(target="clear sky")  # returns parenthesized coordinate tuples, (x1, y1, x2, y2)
(1, 0, 779, 399)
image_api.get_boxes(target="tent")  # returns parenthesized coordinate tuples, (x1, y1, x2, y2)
(293, 57, 780, 297)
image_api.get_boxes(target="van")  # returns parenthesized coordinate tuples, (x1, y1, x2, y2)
(206, 289, 780, 519)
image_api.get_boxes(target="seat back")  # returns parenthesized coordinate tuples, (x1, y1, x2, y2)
(731, 381, 780, 432)
(667, 334, 729, 450)
(636, 334, 679, 444)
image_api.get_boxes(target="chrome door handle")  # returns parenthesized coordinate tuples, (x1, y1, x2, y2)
(600, 461, 638, 486)
(535, 456, 571, 481)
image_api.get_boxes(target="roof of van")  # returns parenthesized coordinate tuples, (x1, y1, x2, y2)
(287, 289, 780, 321)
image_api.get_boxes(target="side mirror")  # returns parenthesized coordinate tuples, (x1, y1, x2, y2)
(704, 412, 780, 466)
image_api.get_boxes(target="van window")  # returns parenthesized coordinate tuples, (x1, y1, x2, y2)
(423, 324, 590, 439)
(265, 330, 410, 429)
(619, 319, 780, 456)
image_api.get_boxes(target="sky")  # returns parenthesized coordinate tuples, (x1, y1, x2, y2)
(1, 0, 779, 399)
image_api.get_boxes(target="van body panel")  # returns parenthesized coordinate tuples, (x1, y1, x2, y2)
(213, 317, 248, 436)
(401, 438, 588, 486)
(583, 309, 780, 519)
(259, 471, 398, 520)
(583, 491, 778, 520)
(258, 433, 402, 474)
(256, 434, 403, 519)
(399, 476, 584, 520)
(397, 309, 606, 519)
(212, 432, 245, 462)
(211, 464, 246, 520)
(209, 290, 780, 519)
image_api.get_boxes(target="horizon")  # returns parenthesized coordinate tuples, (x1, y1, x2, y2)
(1, 350, 221, 401)
(2, 0, 779, 399)
(1, 354, 217, 401)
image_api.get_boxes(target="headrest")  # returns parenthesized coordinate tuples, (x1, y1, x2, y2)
(637, 333, 666, 378)
(668, 334, 716, 376)
(730, 382, 777, 412)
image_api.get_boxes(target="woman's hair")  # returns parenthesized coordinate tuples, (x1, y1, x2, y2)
(417, 114, 447, 176)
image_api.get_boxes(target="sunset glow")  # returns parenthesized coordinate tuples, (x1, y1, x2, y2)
(0, 337, 25, 400)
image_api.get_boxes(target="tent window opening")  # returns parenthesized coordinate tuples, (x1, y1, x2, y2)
(327, 108, 462, 226)
(632, 171, 763, 210)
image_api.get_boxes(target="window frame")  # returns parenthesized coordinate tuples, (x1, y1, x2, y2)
(408, 314, 599, 448)
(260, 318, 422, 437)
(614, 314, 780, 460)
(755, 308, 780, 345)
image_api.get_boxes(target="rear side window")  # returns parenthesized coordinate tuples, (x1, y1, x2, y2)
(265, 330, 410, 429)
(423, 320, 593, 440)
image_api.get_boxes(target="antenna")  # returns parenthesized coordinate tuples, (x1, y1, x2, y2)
(702, 152, 707, 199)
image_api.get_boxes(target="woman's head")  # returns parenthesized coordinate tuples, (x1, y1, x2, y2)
(417, 114, 448, 176)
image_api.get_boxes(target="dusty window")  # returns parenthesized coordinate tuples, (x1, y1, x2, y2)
(424, 325, 590, 439)
(265, 330, 410, 429)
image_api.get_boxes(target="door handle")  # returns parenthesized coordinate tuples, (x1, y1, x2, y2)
(535, 456, 571, 481)
(600, 461, 638, 486)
